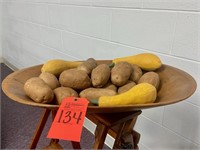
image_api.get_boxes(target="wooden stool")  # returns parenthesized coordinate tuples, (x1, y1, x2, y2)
(87, 110, 142, 149)
(29, 109, 141, 149)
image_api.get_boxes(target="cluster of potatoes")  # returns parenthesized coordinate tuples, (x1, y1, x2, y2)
(24, 58, 160, 105)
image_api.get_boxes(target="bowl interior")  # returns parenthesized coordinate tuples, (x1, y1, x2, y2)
(2, 60, 197, 113)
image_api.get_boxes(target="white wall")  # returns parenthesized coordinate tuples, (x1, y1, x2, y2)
(1, 0, 200, 149)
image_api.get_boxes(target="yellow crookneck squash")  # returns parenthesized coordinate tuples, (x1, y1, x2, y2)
(113, 53, 162, 71)
(94, 83, 157, 107)
(41, 59, 82, 76)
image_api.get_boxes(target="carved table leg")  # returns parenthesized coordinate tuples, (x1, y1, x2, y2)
(132, 130, 140, 149)
(112, 122, 126, 149)
(71, 141, 81, 149)
(120, 117, 140, 149)
(112, 111, 141, 149)
(93, 122, 109, 149)
(50, 110, 60, 144)
(42, 139, 64, 150)
(120, 132, 134, 149)
(29, 109, 51, 149)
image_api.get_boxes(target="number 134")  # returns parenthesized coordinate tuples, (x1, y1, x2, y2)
(57, 110, 82, 124)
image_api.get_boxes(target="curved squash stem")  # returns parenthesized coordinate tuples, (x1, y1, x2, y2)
(108, 62, 115, 68)
(89, 99, 99, 105)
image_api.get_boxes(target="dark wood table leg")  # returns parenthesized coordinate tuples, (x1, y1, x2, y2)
(93, 122, 109, 149)
(132, 130, 140, 149)
(29, 109, 51, 149)
(50, 110, 59, 144)
(71, 141, 81, 149)
(112, 122, 126, 149)
(119, 113, 141, 149)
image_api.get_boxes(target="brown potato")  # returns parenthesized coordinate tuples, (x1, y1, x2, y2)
(59, 68, 91, 90)
(138, 71, 160, 90)
(91, 64, 111, 87)
(103, 82, 117, 92)
(118, 81, 136, 94)
(79, 88, 117, 100)
(111, 62, 133, 86)
(39, 72, 60, 90)
(129, 64, 143, 83)
(77, 58, 97, 74)
(54, 87, 78, 105)
(24, 77, 54, 104)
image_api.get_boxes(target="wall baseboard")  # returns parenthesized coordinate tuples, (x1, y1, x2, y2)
(0, 57, 3, 63)
(1, 58, 18, 71)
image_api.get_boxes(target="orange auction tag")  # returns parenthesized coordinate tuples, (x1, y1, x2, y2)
(47, 97, 89, 142)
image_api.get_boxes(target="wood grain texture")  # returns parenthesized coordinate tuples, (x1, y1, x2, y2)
(2, 61, 197, 113)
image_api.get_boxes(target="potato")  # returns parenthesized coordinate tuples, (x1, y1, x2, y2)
(129, 64, 143, 83)
(91, 64, 111, 87)
(103, 82, 117, 92)
(77, 58, 97, 74)
(111, 62, 133, 86)
(79, 88, 117, 100)
(24, 77, 54, 104)
(39, 72, 60, 90)
(54, 87, 78, 105)
(138, 71, 160, 90)
(118, 81, 136, 94)
(59, 68, 91, 90)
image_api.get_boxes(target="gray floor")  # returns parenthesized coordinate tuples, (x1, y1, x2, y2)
(1, 63, 109, 149)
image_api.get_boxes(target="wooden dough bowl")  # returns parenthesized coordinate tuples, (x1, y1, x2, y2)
(2, 60, 197, 113)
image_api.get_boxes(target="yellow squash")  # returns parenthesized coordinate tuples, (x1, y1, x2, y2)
(41, 59, 82, 76)
(98, 83, 157, 107)
(113, 53, 162, 71)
